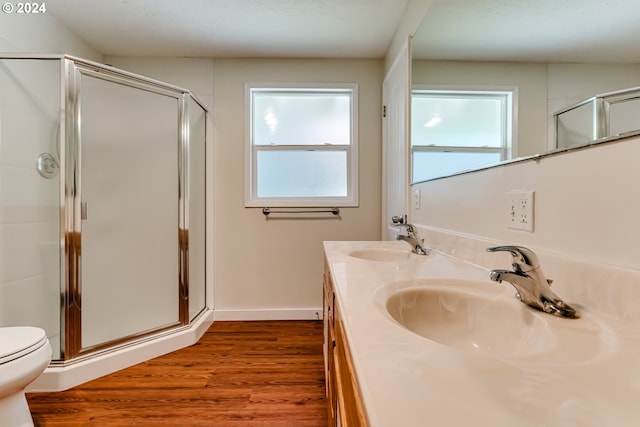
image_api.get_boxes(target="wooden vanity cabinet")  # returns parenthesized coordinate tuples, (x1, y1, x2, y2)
(324, 260, 368, 427)
(323, 265, 337, 426)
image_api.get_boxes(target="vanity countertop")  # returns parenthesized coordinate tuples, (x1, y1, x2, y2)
(324, 240, 640, 427)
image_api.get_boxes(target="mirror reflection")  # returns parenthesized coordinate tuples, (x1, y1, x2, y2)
(411, 0, 640, 183)
(555, 85, 640, 147)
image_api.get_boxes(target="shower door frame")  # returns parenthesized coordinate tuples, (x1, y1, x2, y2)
(60, 55, 207, 361)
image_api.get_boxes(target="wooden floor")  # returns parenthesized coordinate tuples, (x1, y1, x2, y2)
(27, 321, 327, 426)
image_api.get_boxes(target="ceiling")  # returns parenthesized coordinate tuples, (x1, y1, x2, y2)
(414, 0, 640, 63)
(49, 0, 640, 63)
(48, 0, 410, 58)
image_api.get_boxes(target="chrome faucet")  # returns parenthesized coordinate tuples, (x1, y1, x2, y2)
(487, 245, 578, 319)
(391, 216, 430, 255)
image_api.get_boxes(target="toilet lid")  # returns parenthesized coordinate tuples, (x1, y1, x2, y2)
(0, 327, 48, 364)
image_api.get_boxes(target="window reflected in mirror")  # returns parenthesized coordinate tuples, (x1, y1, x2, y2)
(411, 89, 514, 182)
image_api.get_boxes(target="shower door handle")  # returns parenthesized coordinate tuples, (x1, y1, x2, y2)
(81, 202, 88, 220)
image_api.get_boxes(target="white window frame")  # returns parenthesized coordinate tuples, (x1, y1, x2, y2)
(411, 85, 517, 182)
(244, 83, 359, 207)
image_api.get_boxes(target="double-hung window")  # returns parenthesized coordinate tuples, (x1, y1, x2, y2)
(245, 84, 358, 207)
(411, 88, 514, 182)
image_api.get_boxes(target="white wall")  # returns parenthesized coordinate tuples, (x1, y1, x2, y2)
(211, 58, 383, 319)
(410, 136, 640, 270)
(0, 12, 101, 60)
(547, 63, 640, 109)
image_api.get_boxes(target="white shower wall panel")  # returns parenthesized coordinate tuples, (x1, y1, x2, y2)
(0, 221, 57, 282)
(0, 58, 61, 357)
(0, 205, 59, 338)
(1, 274, 59, 333)
(0, 164, 58, 223)
(0, 60, 60, 167)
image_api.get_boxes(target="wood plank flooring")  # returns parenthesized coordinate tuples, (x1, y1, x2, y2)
(26, 321, 327, 426)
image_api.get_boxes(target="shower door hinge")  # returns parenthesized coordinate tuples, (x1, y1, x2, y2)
(383, 105, 387, 118)
(81, 202, 88, 220)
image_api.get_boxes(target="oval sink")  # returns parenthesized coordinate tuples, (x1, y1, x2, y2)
(386, 287, 553, 357)
(349, 248, 431, 262)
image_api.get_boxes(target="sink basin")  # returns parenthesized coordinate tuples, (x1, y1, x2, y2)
(386, 286, 553, 357)
(349, 248, 431, 262)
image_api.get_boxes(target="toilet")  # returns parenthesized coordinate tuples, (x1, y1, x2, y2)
(0, 327, 52, 427)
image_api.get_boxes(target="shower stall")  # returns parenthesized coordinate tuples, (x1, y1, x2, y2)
(554, 85, 640, 148)
(0, 55, 209, 385)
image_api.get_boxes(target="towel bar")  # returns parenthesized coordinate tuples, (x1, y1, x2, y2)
(262, 207, 340, 216)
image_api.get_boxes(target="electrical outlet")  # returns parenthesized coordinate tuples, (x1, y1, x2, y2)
(413, 189, 421, 210)
(506, 191, 534, 232)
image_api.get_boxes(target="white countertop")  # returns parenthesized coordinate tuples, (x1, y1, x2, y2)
(323, 241, 640, 427)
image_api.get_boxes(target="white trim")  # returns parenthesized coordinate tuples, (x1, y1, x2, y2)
(381, 39, 411, 240)
(412, 84, 519, 157)
(244, 82, 359, 208)
(213, 308, 323, 321)
(411, 85, 518, 183)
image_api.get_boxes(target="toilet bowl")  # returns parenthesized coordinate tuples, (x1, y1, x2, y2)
(0, 327, 52, 427)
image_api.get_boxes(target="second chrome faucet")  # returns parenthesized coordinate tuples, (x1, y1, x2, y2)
(487, 245, 579, 319)
(391, 216, 430, 255)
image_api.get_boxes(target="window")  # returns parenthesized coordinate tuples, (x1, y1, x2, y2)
(411, 89, 514, 182)
(245, 84, 358, 207)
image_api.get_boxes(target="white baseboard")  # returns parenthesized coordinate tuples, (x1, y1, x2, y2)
(213, 308, 323, 321)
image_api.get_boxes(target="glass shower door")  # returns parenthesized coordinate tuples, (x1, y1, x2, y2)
(77, 70, 181, 351)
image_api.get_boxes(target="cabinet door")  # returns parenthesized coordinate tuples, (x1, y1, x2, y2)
(334, 309, 368, 427)
(323, 266, 337, 426)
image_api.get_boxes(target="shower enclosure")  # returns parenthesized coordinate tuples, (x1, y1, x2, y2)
(555, 85, 640, 148)
(0, 55, 208, 365)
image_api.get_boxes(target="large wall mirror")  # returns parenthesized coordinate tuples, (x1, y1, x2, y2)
(411, 0, 640, 183)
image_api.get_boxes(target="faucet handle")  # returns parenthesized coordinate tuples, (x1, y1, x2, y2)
(487, 245, 540, 272)
(391, 215, 407, 225)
